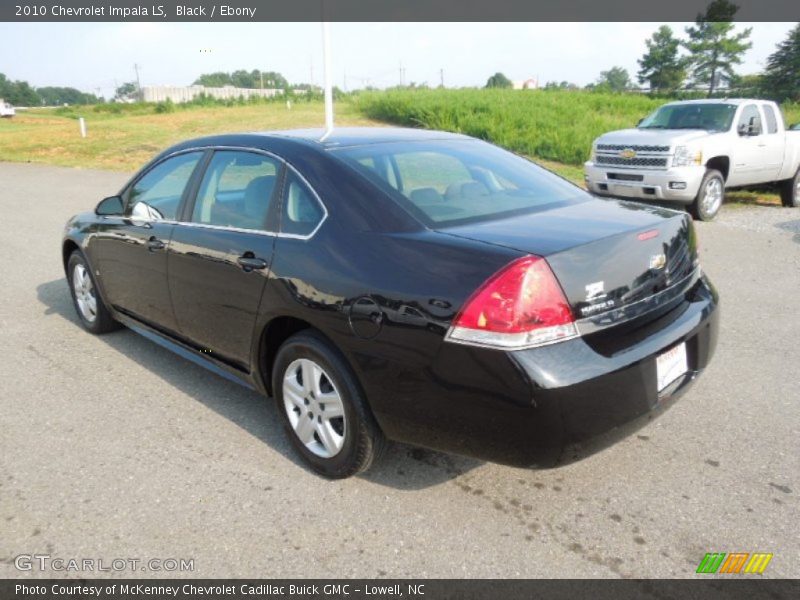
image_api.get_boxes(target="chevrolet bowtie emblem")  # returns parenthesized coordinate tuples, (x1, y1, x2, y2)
(620, 148, 637, 159)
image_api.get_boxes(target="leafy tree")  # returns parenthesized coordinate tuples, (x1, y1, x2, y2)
(194, 70, 289, 89)
(762, 23, 800, 102)
(638, 26, 686, 92)
(596, 67, 631, 92)
(114, 82, 138, 101)
(485, 72, 513, 89)
(37, 87, 101, 106)
(683, 0, 752, 97)
(0, 73, 41, 106)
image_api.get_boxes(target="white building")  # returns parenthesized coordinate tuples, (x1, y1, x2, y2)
(141, 85, 282, 103)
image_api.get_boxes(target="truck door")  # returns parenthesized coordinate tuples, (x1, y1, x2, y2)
(758, 103, 785, 182)
(729, 104, 767, 186)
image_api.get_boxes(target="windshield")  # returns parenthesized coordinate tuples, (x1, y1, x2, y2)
(331, 139, 586, 228)
(639, 103, 737, 132)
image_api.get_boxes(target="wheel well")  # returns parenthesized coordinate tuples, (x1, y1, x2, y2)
(258, 316, 313, 395)
(62, 240, 80, 273)
(706, 156, 730, 181)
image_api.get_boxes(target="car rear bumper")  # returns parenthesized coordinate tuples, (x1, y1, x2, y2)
(371, 274, 719, 468)
(584, 162, 705, 203)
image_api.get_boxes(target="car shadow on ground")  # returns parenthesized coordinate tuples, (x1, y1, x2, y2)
(775, 218, 800, 244)
(36, 278, 482, 490)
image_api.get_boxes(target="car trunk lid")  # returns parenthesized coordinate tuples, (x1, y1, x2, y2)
(438, 198, 698, 327)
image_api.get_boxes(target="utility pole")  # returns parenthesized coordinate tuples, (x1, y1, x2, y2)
(440, 69, 444, 88)
(260, 71, 263, 89)
(399, 62, 404, 87)
(133, 63, 142, 100)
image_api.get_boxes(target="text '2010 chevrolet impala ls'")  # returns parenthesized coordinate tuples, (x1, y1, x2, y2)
(62, 128, 719, 478)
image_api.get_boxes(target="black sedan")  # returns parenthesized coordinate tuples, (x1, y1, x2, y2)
(62, 128, 719, 478)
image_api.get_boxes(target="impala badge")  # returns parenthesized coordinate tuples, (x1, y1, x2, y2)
(650, 253, 667, 270)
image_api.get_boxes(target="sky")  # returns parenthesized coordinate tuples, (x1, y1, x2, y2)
(0, 21, 794, 98)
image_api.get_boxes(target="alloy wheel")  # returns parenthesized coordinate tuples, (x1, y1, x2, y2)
(72, 263, 97, 323)
(282, 358, 346, 458)
(702, 178, 723, 216)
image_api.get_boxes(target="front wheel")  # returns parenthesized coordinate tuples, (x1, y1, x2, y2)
(779, 168, 800, 208)
(67, 251, 120, 334)
(690, 169, 725, 221)
(272, 330, 386, 478)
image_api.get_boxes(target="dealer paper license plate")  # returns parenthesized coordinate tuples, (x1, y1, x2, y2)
(656, 342, 688, 392)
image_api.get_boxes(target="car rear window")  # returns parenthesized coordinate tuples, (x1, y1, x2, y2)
(331, 139, 585, 227)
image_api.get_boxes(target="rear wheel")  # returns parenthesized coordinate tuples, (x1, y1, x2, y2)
(67, 251, 120, 334)
(690, 169, 725, 221)
(779, 168, 800, 208)
(272, 330, 385, 478)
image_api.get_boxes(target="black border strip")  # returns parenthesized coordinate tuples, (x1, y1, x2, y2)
(1, 0, 799, 23)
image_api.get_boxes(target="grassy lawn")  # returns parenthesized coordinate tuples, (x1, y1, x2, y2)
(0, 96, 786, 207)
(0, 102, 380, 172)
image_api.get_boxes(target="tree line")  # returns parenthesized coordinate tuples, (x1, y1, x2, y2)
(0, 73, 102, 106)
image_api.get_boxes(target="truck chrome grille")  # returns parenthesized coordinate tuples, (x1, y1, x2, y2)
(597, 144, 670, 152)
(595, 156, 669, 168)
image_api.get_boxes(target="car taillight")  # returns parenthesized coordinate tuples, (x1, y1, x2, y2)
(445, 256, 578, 350)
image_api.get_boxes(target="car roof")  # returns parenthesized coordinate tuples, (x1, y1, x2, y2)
(251, 126, 472, 148)
(662, 99, 764, 107)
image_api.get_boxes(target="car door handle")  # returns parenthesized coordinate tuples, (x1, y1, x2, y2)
(237, 254, 267, 271)
(147, 236, 165, 251)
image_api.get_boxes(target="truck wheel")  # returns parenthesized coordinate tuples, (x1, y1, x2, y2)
(690, 170, 725, 221)
(779, 169, 800, 208)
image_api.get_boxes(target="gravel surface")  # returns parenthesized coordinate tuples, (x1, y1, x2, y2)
(0, 162, 797, 579)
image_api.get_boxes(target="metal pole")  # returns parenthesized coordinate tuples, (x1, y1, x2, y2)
(321, 21, 334, 139)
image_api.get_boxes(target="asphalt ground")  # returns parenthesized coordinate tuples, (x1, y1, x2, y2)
(0, 162, 797, 578)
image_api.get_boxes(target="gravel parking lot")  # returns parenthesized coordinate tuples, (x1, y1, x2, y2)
(0, 162, 797, 579)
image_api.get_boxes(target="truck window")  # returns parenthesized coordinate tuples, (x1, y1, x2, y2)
(737, 105, 762, 136)
(762, 105, 779, 134)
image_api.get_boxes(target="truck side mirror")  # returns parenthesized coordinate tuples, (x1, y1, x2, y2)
(737, 123, 749, 136)
(95, 195, 124, 216)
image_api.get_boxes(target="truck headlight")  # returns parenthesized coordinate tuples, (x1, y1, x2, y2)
(673, 146, 703, 167)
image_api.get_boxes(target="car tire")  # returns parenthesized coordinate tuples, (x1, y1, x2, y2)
(690, 169, 725, 221)
(272, 330, 386, 478)
(779, 168, 800, 208)
(67, 250, 121, 334)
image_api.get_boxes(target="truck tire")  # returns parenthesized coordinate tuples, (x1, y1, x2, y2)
(690, 169, 725, 221)
(779, 168, 800, 208)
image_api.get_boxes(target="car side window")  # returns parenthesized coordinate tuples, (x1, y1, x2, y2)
(737, 105, 762, 136)
(128, 152, 203, 221)
(280, 172, 325, 237)
(191, 151, 280, 231)
(762, 104, 779, 134)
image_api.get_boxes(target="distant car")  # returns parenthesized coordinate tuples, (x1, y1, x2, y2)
(62, 128, 719, 478)
(585, 99, 800, 219)
(0, 99, 15, 118)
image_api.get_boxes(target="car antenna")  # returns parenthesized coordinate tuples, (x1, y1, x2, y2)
(320, 20, 335, 142)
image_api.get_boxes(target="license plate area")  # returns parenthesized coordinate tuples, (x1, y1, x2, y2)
(656, 342, 688, 392)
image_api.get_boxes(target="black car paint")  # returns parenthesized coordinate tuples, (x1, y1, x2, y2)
(63, 128, 719, 468)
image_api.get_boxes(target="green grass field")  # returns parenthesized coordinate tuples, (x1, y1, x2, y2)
(1, 90, 795, 206)
(354, 89, 800, 166)
(0, 101, 379, 172)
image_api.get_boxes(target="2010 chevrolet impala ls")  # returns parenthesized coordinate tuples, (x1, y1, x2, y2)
(62, 128, 719, 478)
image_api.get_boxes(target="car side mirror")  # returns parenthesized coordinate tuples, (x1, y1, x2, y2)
(95, 195, 124, 216)
(737, 123, 749, 136)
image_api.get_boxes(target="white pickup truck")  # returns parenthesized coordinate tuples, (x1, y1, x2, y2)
(584, 99, 800, 220)
(0, 99, 15, 118)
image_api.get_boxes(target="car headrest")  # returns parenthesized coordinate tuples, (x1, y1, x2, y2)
(445, 180, 489, 200)
(243, 175, 275, 219)
(409, 187, 444, 205)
